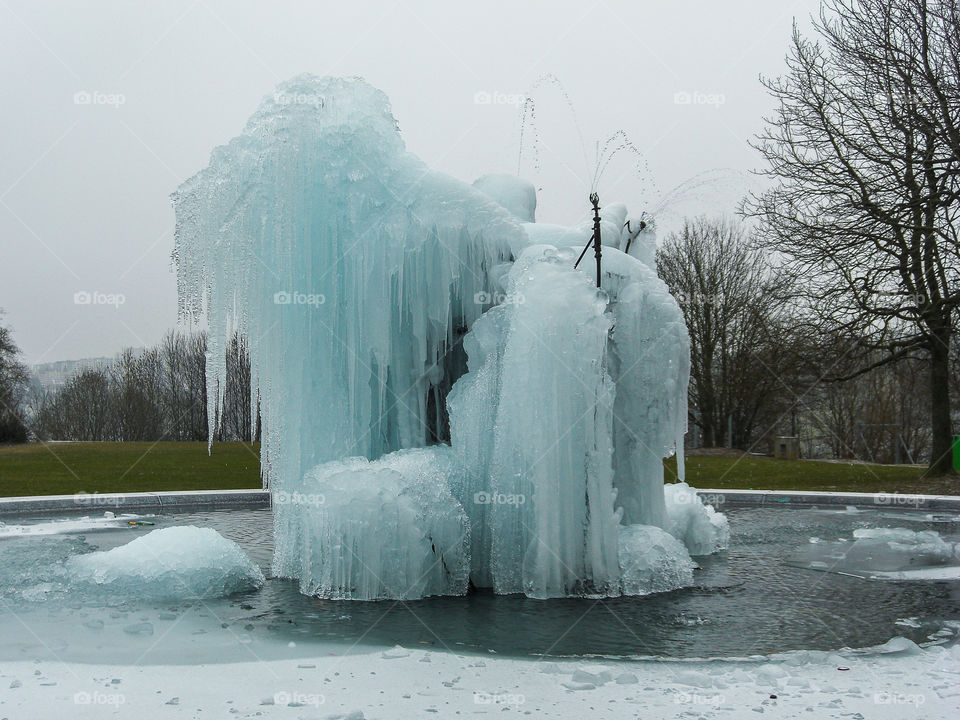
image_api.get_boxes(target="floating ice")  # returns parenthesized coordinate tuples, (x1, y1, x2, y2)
(175, 74, 720, 600)
(787, 527, 960, 580)
(0, 514, 146, 538)
(68, 527, 264, 600)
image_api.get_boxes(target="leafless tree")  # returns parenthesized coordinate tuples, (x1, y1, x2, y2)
(0, 312, 29, 442)
(747, 0, 960, 475)
(32, 330, 256, 443)
(34, 366, 115, 440)
(657, 217, 799, 449)
(220, 332, 256, 442)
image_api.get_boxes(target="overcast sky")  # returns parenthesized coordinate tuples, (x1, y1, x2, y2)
(0, 0, 821, 364)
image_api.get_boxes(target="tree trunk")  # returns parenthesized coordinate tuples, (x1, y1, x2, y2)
(927, 326, 955, 476)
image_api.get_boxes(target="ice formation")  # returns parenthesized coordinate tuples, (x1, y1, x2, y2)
(618, 524, 696, 596)
(274, 447, 471, 600)
(664, 482, 730, 555)
(175, 74, 725, 600)
(68, 527, 265, 600)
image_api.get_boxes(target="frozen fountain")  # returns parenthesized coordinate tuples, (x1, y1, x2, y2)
(173, 75, 727, 601)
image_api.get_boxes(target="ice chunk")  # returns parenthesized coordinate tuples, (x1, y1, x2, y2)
(473, 174, 537, 222)
(663, 482, 730, 555)
(0, 514, 145, 538)
(618, 524, 696, 595)
(787, 527, 960, 579)
(68, 526, 264, 600)
(273, 447, 470, 600)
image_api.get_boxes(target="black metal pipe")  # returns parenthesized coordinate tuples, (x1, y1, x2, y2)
(590, 192, 602, 288)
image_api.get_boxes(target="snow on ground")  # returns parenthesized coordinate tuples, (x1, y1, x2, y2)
(1, 638, 957, 719)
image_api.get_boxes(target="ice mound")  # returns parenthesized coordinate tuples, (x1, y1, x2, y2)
(273, 447, 470, 600)
(68, 527, 264, 600)
(618, 525, 696, 595)
(787, 527, 960, 580)
(664, 482, 730, 555)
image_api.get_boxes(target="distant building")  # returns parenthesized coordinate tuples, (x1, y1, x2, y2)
(30, 357, 112, 392)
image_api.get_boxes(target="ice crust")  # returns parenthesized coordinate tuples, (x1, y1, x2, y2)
(174, 75, 723, 600)
(68, 527, 264, 600)
(788, 527, 960, 580)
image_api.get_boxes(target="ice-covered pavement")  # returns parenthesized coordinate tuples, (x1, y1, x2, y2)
(2, 638, 956, 719)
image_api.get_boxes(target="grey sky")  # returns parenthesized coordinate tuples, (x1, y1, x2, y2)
(0, 0, 820, 364)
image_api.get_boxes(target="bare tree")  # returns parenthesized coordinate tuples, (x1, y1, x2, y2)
(160, 330, 208, 440)
(35, 366, 115, 440)
(747, 0, 960, 475)
(0, 312, 29, 442)
(32, 330, 255, 443)
(221, 331, 256, 442)
(657, 217, 797, 449)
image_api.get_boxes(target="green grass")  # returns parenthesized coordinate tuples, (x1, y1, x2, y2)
(0, 442, 955, 498)
(0, 442, 262, 497)
(665, 453, 957, 495)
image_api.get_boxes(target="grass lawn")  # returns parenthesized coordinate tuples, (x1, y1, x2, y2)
(0, 441, 262, 497)
(0, 442, 955, 498)
(665, 453, 957, 495)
